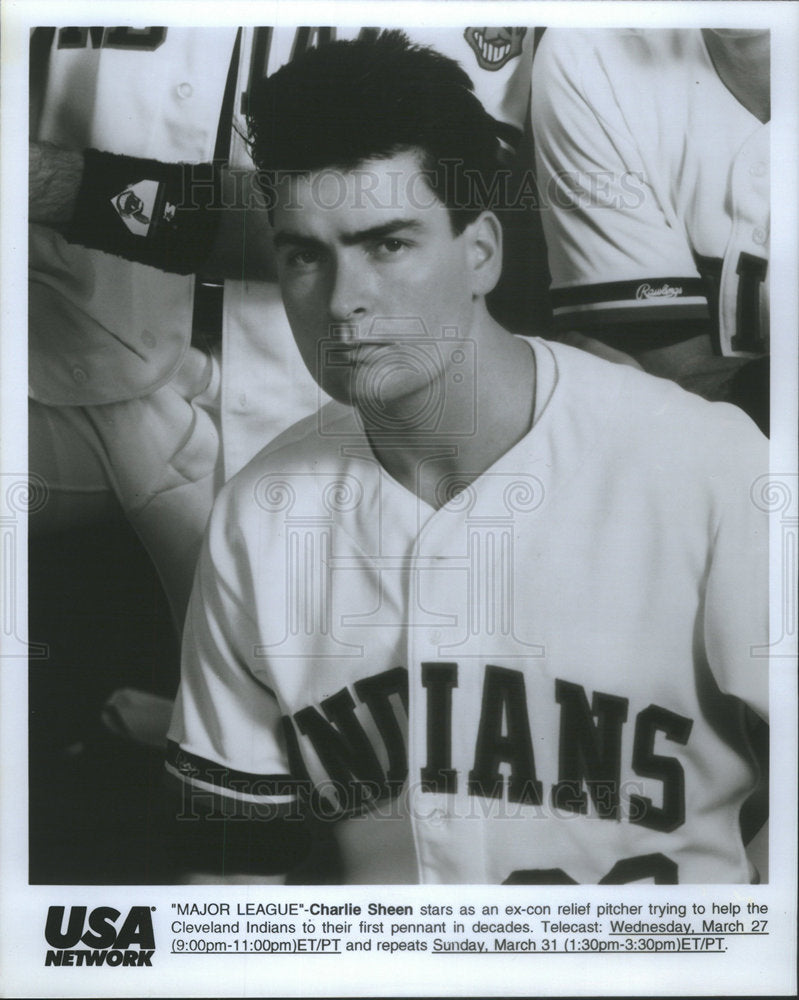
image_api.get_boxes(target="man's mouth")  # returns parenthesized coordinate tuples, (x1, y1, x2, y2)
(327, 340, 396, 365)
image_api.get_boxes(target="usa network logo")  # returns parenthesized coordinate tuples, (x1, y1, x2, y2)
(44, 905, 155, 967)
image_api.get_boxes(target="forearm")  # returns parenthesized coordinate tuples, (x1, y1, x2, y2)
(29, 141, 83, 224)
(28, 141, 275, 280)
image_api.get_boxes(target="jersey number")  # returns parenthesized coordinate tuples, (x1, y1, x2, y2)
(503, 852, 678, 884)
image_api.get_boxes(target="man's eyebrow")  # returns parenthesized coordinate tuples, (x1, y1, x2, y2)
(273, 218, 424, 251)
(273, 231, 325, 251)
(339, 218, 424, 246)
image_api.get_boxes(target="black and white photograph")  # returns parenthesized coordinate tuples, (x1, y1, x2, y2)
(1, 1, 797, 996)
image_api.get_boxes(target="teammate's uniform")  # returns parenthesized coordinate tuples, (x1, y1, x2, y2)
(30, 26, 535, 623)
(532, 30, 769, 366)
(167, 339, 768, 884)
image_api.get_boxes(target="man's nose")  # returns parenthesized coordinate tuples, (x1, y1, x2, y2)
(328, 253, 369, 331)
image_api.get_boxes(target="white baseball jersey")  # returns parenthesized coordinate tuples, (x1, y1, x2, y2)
(167, 339, 768, 884)
(32, 27, 237, 406)
(532, 29, 769, 358)
(30, 26, 535, 622)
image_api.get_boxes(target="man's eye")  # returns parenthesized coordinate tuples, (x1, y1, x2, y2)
(287, 249, 322, 267)
(373, 238, 408, 257)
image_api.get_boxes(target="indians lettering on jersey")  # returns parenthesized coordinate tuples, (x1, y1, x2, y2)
(271, 664, 692, 835)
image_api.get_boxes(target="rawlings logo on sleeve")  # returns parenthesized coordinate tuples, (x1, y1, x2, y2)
(464, 28, 527, 71)
(635, 282, 684, 301)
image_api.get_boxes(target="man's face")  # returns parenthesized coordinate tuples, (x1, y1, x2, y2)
(272, 150, 480, 409)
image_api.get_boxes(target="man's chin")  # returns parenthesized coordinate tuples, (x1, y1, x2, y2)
(319, 371, 355, 407)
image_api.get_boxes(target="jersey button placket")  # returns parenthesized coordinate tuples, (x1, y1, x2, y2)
(406, 520, 454, 882)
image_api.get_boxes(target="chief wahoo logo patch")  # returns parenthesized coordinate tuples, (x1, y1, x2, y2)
(464, 27, 527, 71)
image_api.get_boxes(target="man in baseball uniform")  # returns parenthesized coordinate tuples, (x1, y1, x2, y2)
(532, 29, 769, 433)
(166, 32, 768, 884)
(30, 25, 535, 628)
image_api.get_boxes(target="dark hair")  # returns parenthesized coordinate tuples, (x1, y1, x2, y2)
(246, 30, 503, 232)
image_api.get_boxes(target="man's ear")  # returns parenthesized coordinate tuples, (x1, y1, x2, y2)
(466, 211, 503, 297)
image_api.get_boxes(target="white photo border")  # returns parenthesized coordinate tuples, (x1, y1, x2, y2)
(2, 1, 796, 996)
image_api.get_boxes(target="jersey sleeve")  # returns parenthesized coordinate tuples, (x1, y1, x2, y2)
(703, 411, 769, 722)
(166, 492, 300, 811)
(29, 224, 192, 406)
(30, 27, 238, 405)
(532, 30, 709, 337)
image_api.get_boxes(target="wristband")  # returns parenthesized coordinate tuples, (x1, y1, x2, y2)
(67, 148, 222, 275)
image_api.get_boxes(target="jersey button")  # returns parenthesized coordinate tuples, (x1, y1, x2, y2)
(749, 161, 767, 178)
(71, 366, 88, 384)
(752, 227, 767, 246)
(176, 82, 193, 99)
